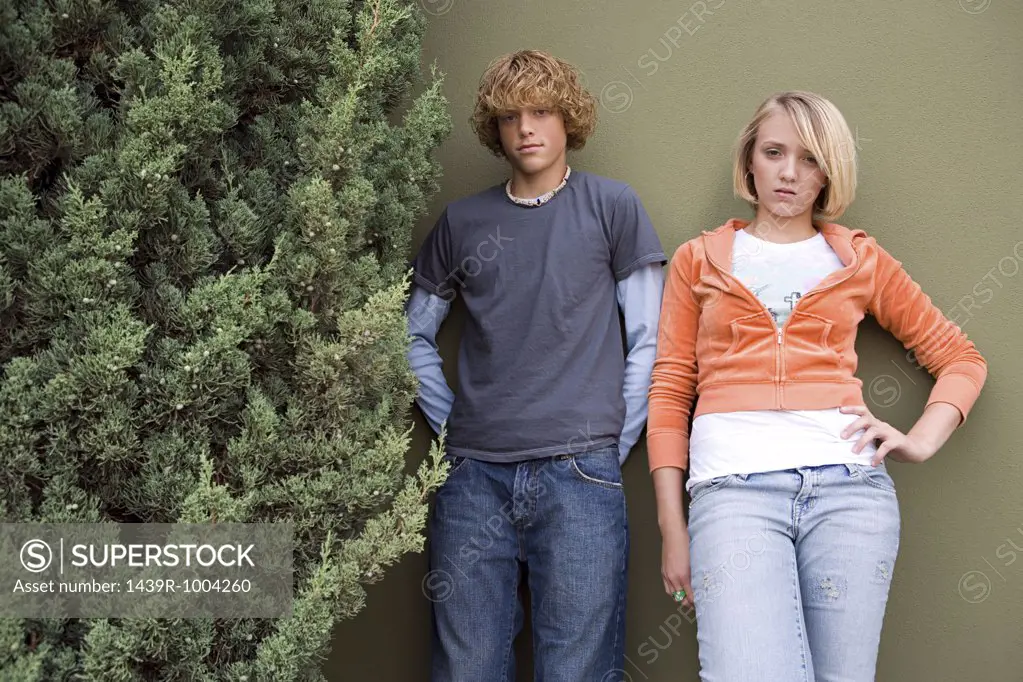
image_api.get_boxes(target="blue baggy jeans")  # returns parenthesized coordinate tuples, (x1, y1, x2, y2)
(424, 445, 629, 682)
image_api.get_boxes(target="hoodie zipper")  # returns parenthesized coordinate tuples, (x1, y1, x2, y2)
(703, 232, 859, 409)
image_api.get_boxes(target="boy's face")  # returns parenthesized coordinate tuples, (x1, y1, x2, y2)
(497, 106, 568, 175)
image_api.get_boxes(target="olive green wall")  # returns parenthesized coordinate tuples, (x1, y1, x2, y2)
(328, 1, 1022, 679)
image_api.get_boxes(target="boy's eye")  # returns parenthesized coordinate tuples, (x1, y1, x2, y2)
(535, 109, 549, 116)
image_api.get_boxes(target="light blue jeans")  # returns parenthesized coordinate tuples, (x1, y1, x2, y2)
(687, 463, 901, 682)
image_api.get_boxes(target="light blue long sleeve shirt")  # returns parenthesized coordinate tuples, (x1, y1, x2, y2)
(406, 263, 664, 464)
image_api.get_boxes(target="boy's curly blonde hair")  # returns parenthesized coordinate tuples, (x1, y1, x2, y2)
(471, 50, 597, 158)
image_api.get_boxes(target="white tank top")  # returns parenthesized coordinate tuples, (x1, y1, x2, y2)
(686, 228, 877, 490)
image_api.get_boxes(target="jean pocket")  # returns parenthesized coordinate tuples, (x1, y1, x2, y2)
(561, 448, 623, 489)
(442, 454, 471, 478)
(688, 474, 739, 506)
(848, 463, 896, 493)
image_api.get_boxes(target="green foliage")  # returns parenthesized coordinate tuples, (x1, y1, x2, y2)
(0, 0, 452, 678)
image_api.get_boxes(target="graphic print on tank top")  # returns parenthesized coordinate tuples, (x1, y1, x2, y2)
(732, 230, 839, 326)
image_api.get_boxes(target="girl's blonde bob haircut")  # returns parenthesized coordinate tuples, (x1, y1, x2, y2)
(471, 50, 597, 158)
(733, 91, 858, 221)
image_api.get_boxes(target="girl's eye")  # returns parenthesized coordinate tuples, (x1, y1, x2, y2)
(806, 157, 818, 165)
(765, 149, 780, 157)
(536, 109, 549, 116)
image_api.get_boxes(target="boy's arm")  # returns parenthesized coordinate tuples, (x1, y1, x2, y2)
(616, 263, 666, 464)
(406, 284, 455, 434)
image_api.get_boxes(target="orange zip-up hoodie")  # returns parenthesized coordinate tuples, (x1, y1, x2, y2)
(646, 219, 988, 473)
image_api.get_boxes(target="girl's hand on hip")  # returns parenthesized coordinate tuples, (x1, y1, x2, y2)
(840, 404, 935, 465)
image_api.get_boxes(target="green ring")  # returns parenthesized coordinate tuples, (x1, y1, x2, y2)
(673, 589, 686, 601)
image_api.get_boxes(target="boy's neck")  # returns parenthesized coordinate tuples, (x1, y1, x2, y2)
(508, 159, 569, 199)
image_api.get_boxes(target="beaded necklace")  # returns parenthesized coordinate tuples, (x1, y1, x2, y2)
(505, 166, 572, 207)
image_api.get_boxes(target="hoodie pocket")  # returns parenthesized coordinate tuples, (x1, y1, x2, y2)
(784, 311, 841, 380)
(712, 312, 776, 382)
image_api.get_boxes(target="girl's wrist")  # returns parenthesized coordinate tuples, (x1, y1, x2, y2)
(659, 516, 689, 538)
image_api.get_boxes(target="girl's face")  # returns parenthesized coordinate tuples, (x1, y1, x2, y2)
(748, 110, 828, 221)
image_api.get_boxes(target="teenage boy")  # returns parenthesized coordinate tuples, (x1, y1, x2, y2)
(407, 50, 666, 681)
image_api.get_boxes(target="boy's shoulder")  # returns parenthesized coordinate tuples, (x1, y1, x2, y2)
(438, 169, 643, 225)
(570, 169, 635, 201)
(441, 181, 506, 223)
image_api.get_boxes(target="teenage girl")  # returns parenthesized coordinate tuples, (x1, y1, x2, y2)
(646, 91, 987, 681)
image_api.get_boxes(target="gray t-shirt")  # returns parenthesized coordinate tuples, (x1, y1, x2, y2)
(410, 170, 666, 462)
